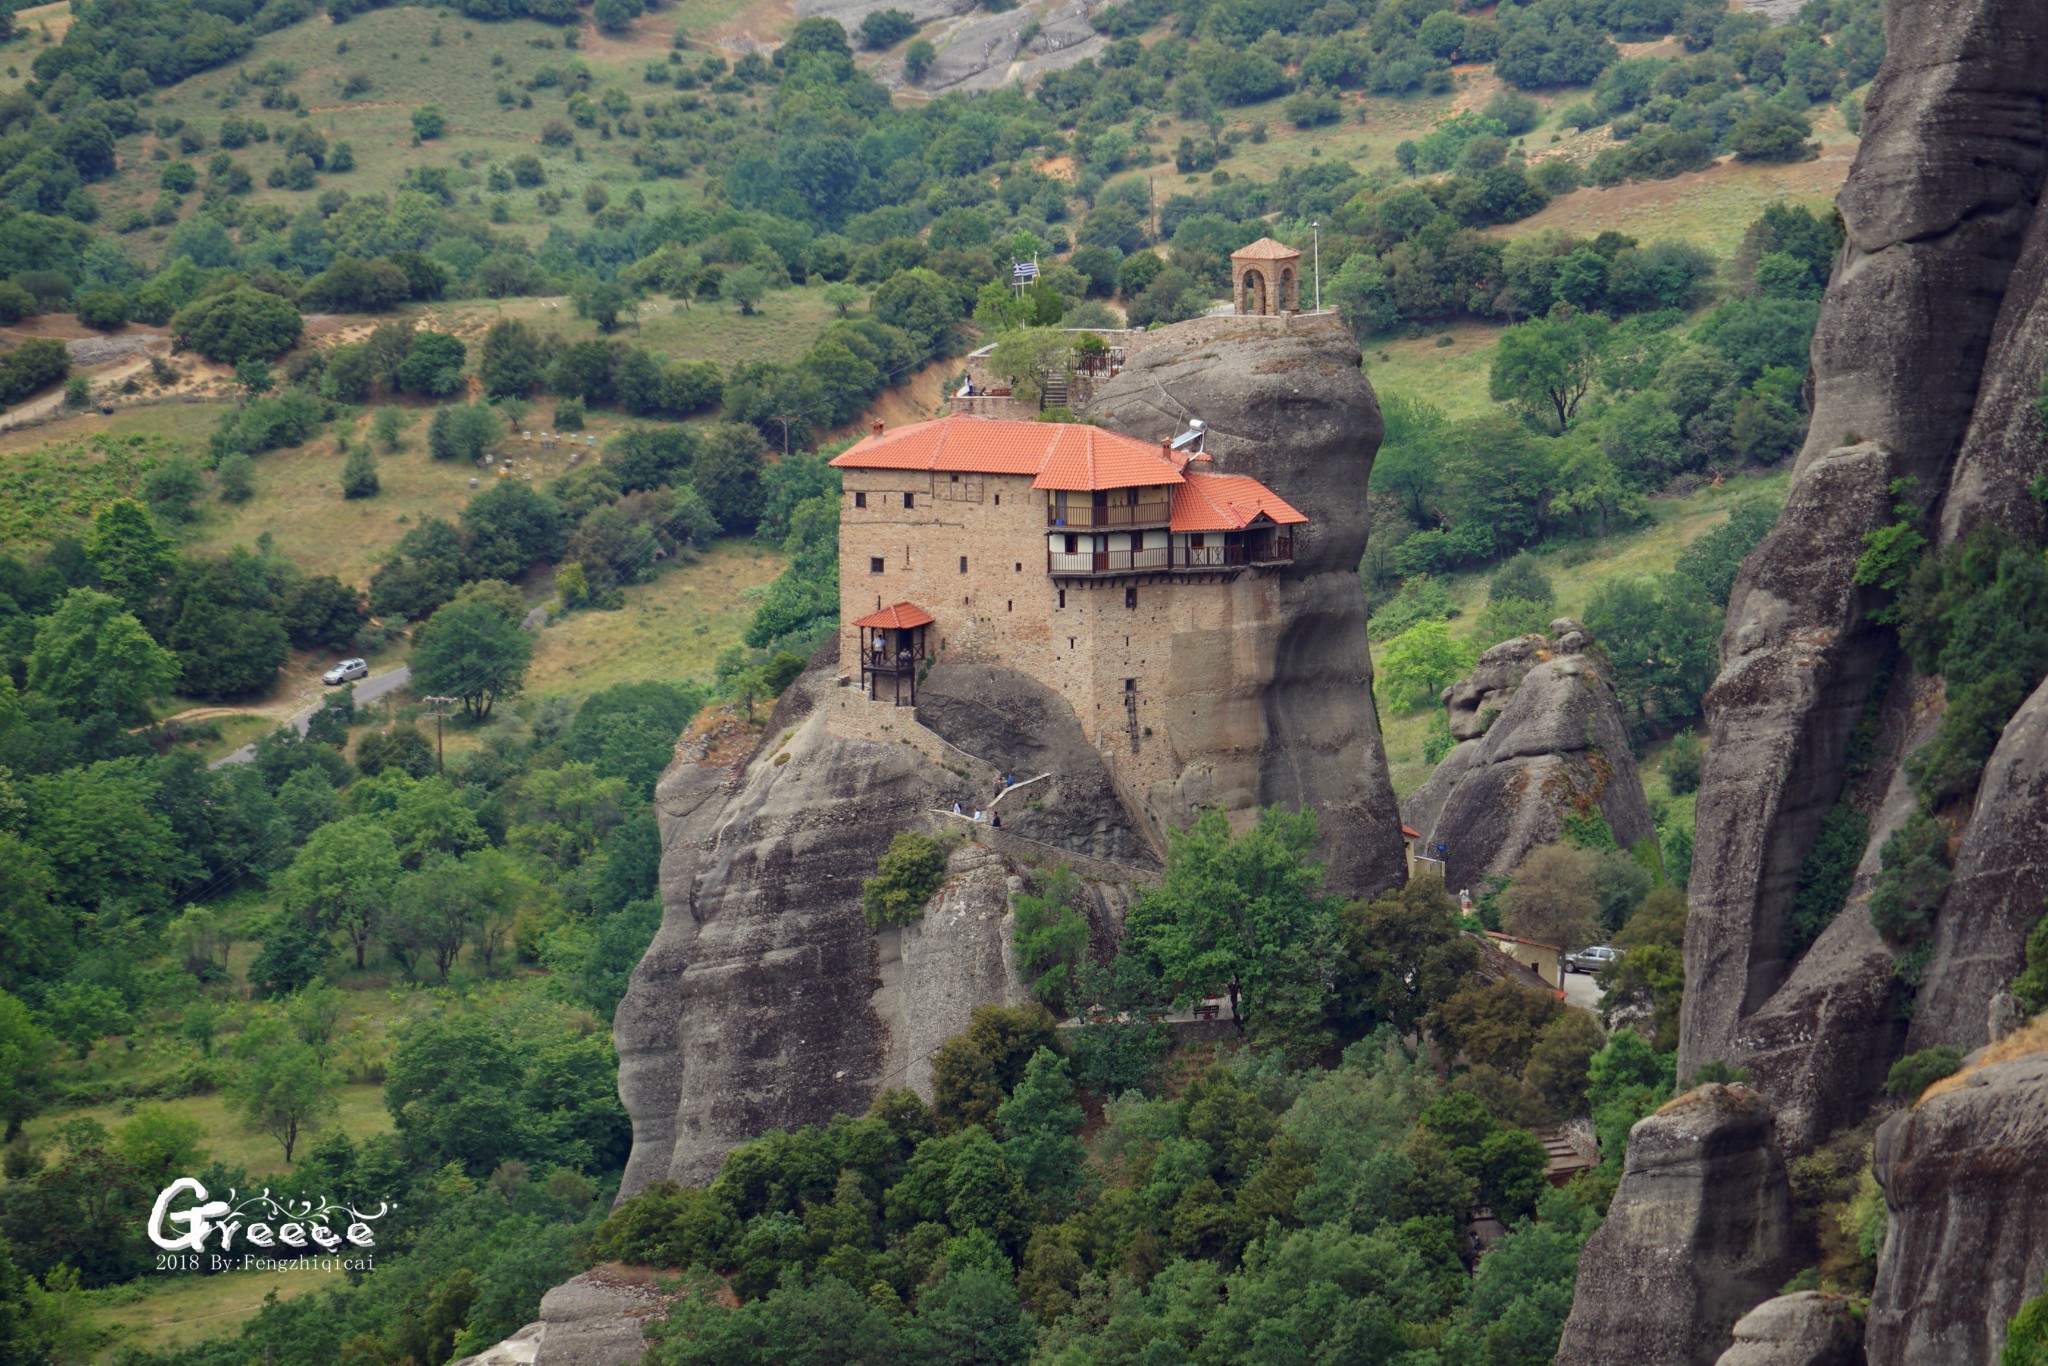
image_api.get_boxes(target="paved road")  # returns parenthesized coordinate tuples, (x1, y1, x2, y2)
(1561, 967, 1606, 1014)
(211, 665, 411, 767)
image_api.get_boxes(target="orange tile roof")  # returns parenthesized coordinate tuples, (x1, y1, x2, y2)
(1231, 236, 1301, 261)
(852, 602, 934, 630)
(829, 414, 1185, 492)
(1169, 471, 1308, 533)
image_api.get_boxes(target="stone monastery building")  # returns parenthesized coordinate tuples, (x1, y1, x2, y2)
(825, 413, 1307, 796)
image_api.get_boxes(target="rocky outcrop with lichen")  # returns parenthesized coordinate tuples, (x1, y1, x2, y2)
(1556, 1085, 1802, 1366)
(1867, 1048, 2048, 1362)
(1564, 2, 2048, 1360)
(1713, 1292, 1864, 1366)
(1402, 620, 1653, 891)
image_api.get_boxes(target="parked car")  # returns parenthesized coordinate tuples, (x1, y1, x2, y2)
(323, 658, 369, 685)
(1566, 945, 1623, 974)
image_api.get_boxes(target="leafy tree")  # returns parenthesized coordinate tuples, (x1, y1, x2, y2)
(725, 266, 768, 316)
(1499, 844, 1601, 950)
(171, 286, 303, 364)
(1337, 877, 1479, 1035)
(279, 815, 401, 969)
(859, 6, 916, 47)
(114, 1106, 207, 1186)
(863, 831, 950, 929)
(412, 105, 446, 140)
(1583, 574, 1722, 736)
(904, 37, 936, 82)
(86, 497, 176, 617)
(0, 993, 54, 1140)
(229, 1012, 338, 1162)
(1732, 104, 1815, 163)
(396, 331, 467, 396)
(428, 402, 503, 463)
(1123, 806, 1340, 1058)
(1439, 963, 1565, 1088)
(384, 1012, 535, 1174)
(1375, 620, 1476, 711)
(217, 452, 255, 502)
(480, 318, 545, 398)
(341, 444, 380, 498)
(26, 589, 179, 724)
(1012, 865, 1089, 1012)
(1490, 311, 1607, 431)
(997, 1048, 1084, 1213)
(693, 423, 767, 532)
(822, 282, 864, 316)
(411, 596, 534, 719)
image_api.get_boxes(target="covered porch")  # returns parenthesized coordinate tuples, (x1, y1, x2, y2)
(855, 602, 934, 706)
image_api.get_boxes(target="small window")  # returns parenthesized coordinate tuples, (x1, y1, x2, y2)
(1058, 590, 1066, 609)
(869, 557, 885, 575)
(1015, 562, 1022, 573)
(1124, 587, 1137, 610)
(853, 491, 866, 509)
(1125, 678, 1136, 692)
(959, 556, 968, 574)
(904, 492, 916, 509)
(1006, 600, 1013, 612)
(994, 493, 1001, 506)
(950, 473, 960, 483)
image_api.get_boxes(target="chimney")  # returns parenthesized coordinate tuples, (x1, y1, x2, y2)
(871, 420, 885, 436)
(1159, 439, 1172, 459)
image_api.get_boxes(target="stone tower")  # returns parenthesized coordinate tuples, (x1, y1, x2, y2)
(1231, 237, 1301, 315)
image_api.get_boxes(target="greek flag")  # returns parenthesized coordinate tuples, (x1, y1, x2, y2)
(1012, 260, 1039, 283)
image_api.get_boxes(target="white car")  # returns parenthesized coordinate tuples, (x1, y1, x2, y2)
(323, 658, 369, 685)
(1567, 945, 1623, 974)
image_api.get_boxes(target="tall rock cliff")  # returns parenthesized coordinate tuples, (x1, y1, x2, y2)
(1083, 314, 1408, 896)
(614, 321, 1401, 1195)
(1566, 2, 2048, 1360)
(1402, 620, 1654, 891)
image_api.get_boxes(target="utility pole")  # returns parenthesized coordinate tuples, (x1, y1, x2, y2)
(421, 695, 459, 775)
(768, 414, 797, 459)
(1312, 220, 1321, 313)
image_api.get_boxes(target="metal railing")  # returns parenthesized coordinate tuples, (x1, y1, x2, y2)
(1043, 541, 1296, 576)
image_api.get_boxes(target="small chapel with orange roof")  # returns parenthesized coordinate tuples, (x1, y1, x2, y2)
(824, 412, 1307, 784)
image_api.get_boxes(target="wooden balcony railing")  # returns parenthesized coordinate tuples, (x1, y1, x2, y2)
(1045, 541, 1297, 576)
(1047, 500, 1172, 529)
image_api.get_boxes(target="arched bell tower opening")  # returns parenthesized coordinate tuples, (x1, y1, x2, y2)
(1231, 238, 1304, 315)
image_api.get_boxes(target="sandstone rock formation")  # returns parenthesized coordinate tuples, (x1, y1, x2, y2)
(1867, 1049, 2048, 1362)
(917, 661, 1160, 867)
(1714, 1292, 1864, 1366)
(1083, 314, 1407, 896)
(615, 318, 1400, 1194)
(1562, 2, 2048, 1359)
(1681, 0, 2048, 1081)
(1402, 621, 1654, 892)
(448, 1269, 666, 1366)
(1556, 1086, 1801, 1366)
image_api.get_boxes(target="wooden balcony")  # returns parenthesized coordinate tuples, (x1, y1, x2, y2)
(1046, 538, 1295, 577)
(1047, 499, 1172, 529)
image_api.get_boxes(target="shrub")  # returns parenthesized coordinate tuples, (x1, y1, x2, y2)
(75, 290, 130, 329)
(341, 445, 379, 498)
(428, 403, 503, 463)
(1867, 813, 1951, 945)
(1786, 803, 1867, 956)
(861, 831, 950, 929)
(0, 339, 72, 405)
(172, 286, 303, 364)
(1885, 1046, 1963, 1101)
(1663, 730, 1703, 796)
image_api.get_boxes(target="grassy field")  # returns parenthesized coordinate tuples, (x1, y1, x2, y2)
(99, 5, 730, 264)
(1373, 467, 1790, 797)
(426, 283, 852, 370)
(1362, 321, 1508, 421)
(87, 1269, 335, 1357)
(526, 537, 783, 696)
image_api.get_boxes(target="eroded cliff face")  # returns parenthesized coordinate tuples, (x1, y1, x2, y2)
(615, 322, 1400, 1194)
(1568, 1, 2048, 1360)
(1084, 315, 1407, 896)
(1402, 620, 1654, 890)
(1555, 1086, 1801, 1366)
